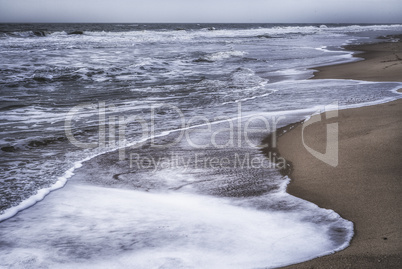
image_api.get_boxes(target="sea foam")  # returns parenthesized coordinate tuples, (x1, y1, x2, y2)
(0, 182, 353, 269)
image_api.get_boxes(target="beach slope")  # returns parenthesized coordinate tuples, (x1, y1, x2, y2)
(279, 40, 402, 268)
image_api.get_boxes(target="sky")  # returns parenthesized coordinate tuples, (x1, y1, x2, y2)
(0, 0, 401, 23)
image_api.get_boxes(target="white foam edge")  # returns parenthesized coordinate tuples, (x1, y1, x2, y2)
(302, 81, 402, 122)
(1, 81, 401, 223)
(312, 36, 377, 68)
(273, 37, 365, 79)
(283, 176, 355, 261)
(0, 105, 318, 222)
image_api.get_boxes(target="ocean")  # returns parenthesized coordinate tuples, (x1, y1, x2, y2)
(0, 23, 401, 268)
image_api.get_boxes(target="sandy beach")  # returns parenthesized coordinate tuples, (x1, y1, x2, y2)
(279, 38, 402, 268)
(313, 36, 402, 82)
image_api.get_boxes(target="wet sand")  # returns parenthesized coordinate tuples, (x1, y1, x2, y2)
(312, 37, 402, 82)
(278, 39, 402, 268)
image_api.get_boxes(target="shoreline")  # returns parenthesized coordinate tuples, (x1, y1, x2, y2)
(312, 35, 402, 82)
(275, 38, 402, 268)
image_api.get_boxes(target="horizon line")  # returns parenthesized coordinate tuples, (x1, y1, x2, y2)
(1, 22, 402, 25)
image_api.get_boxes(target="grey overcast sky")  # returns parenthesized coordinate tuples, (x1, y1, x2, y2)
(0, 0, 401, 23)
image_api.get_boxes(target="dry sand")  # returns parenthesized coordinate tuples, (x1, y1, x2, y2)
(277, 39, 402, 268)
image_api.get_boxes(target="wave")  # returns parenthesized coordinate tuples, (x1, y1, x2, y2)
(2, 83, 400, 220)
(27, 136, 68, 148)
(194, 50, 247, 62)
(2, 30, 74, 38)
(1, 135, 68, 153)
(0, 182, 354, 268)
(2, 24, 401, 40)
(24, 67, 103, 83)
(4, 31, 49, 38)
(1, 84, 400, 268)
(0, 103, 27, 112)
(1, 30, 85, 38)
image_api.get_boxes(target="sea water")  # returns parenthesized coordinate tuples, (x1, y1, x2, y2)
(0, 23, 402, 268)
